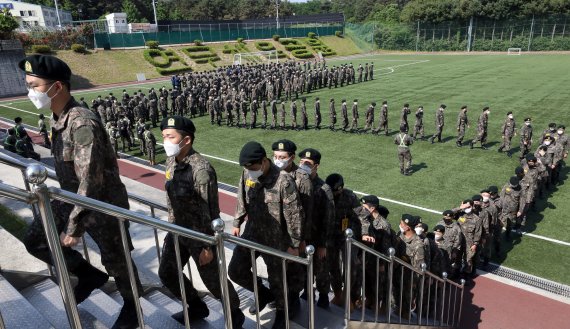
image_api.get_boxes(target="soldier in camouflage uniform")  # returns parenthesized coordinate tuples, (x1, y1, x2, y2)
(500, 176, 522, 240)
(341, 99, 349, 132)
(158, 117, 244, 327)
(358, 195, 392, 313)
(350, 99, 359, 133)
(290, 99, 298, 130)
(429, 104, 446, 144)
(250, 99, 258, 129)
(301, 97, 309, 130)
(329, 98, 337, 131)
(143, 124, 156, 166)
(470, 107, 491, 149)
(454, 200, 482, 278)
(373, 101, 389, 136)
(279, 100, 286, 130)
(324, 173, 361, 307)
(412, 106, 425, 140)
(400, 103, 411, 133)
(19, 55, 142, 329)
(38, 113, 51, 148)
(498, 111, 516, 157)
(395, 127, 414, 175)
(456, 106, 469, 147)
(228, 142, 304, 329)
(393, 215, 424, 319)
(362, 102, 375, 133)
(519, 117, 533, 159)
(297, 149, 335, 308)
(437, 210, 463, 278)
(479, 189, 500, 263)
(314, 97, 322, 130)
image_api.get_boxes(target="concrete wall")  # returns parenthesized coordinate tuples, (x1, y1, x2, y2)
(0, 40, 27, 98)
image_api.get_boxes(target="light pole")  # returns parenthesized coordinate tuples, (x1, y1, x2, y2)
(275, 0, 281, 30)
(152, 0, 158, 26)
(53, 0, 62, 28)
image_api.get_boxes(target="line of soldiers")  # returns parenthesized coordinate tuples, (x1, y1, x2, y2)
(3, 116, 41, 161)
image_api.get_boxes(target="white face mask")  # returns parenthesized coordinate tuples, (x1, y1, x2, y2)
(246, 162, 264, 180)
(399, 225, 405, 233)
(464, 207, 472, 214)
(28, 83, 57, 110)
(558, 130, 564, 135)
(414, 227, 424, 236)
(299, 163, 312, 175)
(544, 141, 551, 146)
(163, 139, 186, 157)
(525, 122, 531, 126)
(435, 234, 443, 241)
(482, 196, 490, 202)
(508, 114, 513, 119)
(273, 157, 290, 170)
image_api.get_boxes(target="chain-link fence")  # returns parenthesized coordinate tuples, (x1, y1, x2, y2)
(348, 15, 570, 52)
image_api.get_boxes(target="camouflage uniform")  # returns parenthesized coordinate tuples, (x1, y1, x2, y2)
(350, 102, 359, 132)
(479, 201, 499, 262)
(430, 108, 445, 143)
(363, 105, 374, 132)
(498, 116, 516, 153)
(38, 118, 51, 148)
(314, 100, 322, 129)
(393, 233, 425, 318)
(301, 100, 308, 130)
(399, 106, 410, 133)
(471, 111, 489, 147)
(290, 101, 297, 129)
(329, 100, 337, 130)
(457, 212, 482, 275)
(499, 182, 521, 235)
(394, 132, 413, 175)
(228, 164, 304, 311)
(159, 149, 241, 311)
(143, 129, 156, 164)
(341, 101, 349, 131)
(456, 109, 468, 145)
(519, 123, 533, 159)
(412, 108, 424, 140)
(23, 98, 142, 301)
(436, 219, 463, 277)
(374, 104, 389, 135)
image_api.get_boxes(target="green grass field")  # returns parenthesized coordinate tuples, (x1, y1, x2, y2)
(2, 53, 570, 285)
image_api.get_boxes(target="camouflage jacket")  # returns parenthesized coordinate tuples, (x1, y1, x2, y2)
(500, 183, 521, 215)
(165, 149, 219, 248)
(477, 112, 488, 133)
(520, 124, 533, 143)
(436, 219, 463, 251)
(285, 163, 313, 241)
(234, 163, 304, 249)
(414, 109, 423, 126)
(50, 97, 129, 237)
(358, 207, 392, 254)
(397, 233, 425, 270)
(332, 188, 361, 244)
(380, 105, 388, 121)
(456, 110, 468, 128)
(457, 212, 482, 247)
(309, 175, 335, 248)
(435, 109, 444, 127)
(501, 117, 516, 136)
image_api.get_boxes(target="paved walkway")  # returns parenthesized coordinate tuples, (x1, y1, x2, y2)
(1, 122, 569, 328)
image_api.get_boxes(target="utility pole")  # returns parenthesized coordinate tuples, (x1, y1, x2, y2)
(152, 0, 158, 26)
(276, 0, 280, 29)
(53, 0, 62, 28)
(467, 16, 474, 52)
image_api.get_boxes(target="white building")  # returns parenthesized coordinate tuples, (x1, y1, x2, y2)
(106, 13, 128, 33)
(1, 0, 72, 29)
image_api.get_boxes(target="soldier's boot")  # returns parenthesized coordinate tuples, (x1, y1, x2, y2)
(272, 310, 287, 329)
(231, 308, 246, 329)
(111, 299, 138, 329)
(248, 286, 274, 315)
(172, 298, 209, 323)
(456, 141, 462, 147)
(469, 141, 474, 149)
(288, 296, 301, 319)
(429, 137, 434, 144)
(72, 260, 109, 304)
(497, 146, 503, 152)
(481, 144, 488, 150)
(331, 289, 343, 306)
(317, 294, 330, 309)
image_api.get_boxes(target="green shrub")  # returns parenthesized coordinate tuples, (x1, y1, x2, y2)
(70, 44, 86, 53)
(157, 67, 192, 75)
(308, 32, 317, 39)
(194, 39, 203, 46)
(187, 52, 218, 59)
(279, 39, 300, 45)
(222, 44, 237, 54)
(31, 45, 51, 54)
(255, 41, 275, 51)
(237, 37, 244, 43)
(145, 40, 159, 49)
(285, 45, 306, 51)
(292, 49, 314, 59)
(335, 30, 343, 38)
(184, 46, 211, 52)
(208, 58, 217, 67)
(143, 49, 170, 68)
(277, 50, 288, 58)
(195, 56, 220, 64)
(305, 38, 322, 46)
(272, 34, 280, 41)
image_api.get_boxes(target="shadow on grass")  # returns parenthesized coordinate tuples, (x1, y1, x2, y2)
(410, 162, 427, 174)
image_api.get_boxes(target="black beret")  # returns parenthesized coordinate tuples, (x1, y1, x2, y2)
(434, 225, 445, 233)
(272, 139, 297, 153)
(371, 102, 376, 106)
(298, 148, 321, 164)
(315, 97, 319, 101)
(472, 195, 482, 202)
(507, 111, 513, 115)
(549, 122, 557, 128)
(419, 222, 428, 231)
(480, 188, 489, 194)
(342, 99, 346, 102)
(524, 117, 532, 122)
(377, 205, 390, 218)
(401, 214, 418, 228)
(382, 101, 387, 105)
(463, 199, 473, 206)
(515, 166, 524, 175)
(558, 125, 566, 129)
(160, 116, 196, 134)
(440, 104, 447, 109)
(404, 103, 409, 108)
(483, 106, 489, 111)
(442, 210, 454, 217)
(354, 99, 358, 102)
(18, 54, 71, 82)
(239, 141, 266, 167)
(360, 195, 380, 208)
(488, 186, 499, 194)
(525, 154, 537, 162)
(510, 176, 520, 186)
(330, 98, 334, 102)
(38, 114, 44, 119)
(325, 173, 344, 191)
(14, 117, 22, 123)
(144, 123, 150, 130)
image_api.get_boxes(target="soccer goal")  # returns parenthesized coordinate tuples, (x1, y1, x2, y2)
(507, 48, 522, 55)
(233, 50, 279, 65)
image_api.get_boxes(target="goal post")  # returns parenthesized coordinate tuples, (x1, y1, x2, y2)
(233, 50, 279, 65)
(507, 48, 522, 55)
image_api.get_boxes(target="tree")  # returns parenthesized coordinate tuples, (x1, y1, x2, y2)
(0, 8, 19, 39)
(122, 0, 143, 23)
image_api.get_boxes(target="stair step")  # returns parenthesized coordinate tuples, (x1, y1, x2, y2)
(19, 278, 110, 329)
(0, 274, 53, 329)
(110, 290, 186, 329)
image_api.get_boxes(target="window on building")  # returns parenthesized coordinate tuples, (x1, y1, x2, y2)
(28, 10, 33, 16)
(34, 21, 39, 26)
(20, 11, 25, 17)
(116, 20, 119, 24)
(122, 20, 125, 23)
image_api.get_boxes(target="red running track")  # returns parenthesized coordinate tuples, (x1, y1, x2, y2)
(3, 121, 570, 328)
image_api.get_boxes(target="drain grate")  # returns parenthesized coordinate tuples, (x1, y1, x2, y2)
(482, 262, 570, 298)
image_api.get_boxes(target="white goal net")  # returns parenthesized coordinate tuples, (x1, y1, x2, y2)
(507, 48, 522, 55)
(233, 50, 279, 65)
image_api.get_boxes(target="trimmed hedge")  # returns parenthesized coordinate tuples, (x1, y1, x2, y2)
(292, 49, 314, 59)
(187, 52, 218, 59)
(308, 32, 317, 39)
(335, 30, 343, 38)
(71, 44, 86, 53)
(143, 49, 171, 68)
(305, 38, 322, 47)
(195, 57, 220, 64)
(285, 45, 306, 51)
(222, 44, 237, 54)
(255, 41, 275, 51)
(272, 35, 280, 41)
(279, 39, 300, 46)
(194, 39, 203, 46)
(145, 40, 159, 49)
(157, 67, 192, 75)
(185, 46, 211, 52)
(31, 45, 51, 54)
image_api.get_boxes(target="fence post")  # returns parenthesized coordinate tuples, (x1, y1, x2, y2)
(552, 23, 557, 41)
(467, 16, 474, 52)
(528, 15, 535, 51)
(212, 219, 233, 329)
(25, 164, 82, 329)
(344, 229, 353, 326)
(415, 21, 420, 52)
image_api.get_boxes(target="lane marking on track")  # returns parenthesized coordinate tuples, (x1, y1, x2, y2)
(0, 104, 41, 115)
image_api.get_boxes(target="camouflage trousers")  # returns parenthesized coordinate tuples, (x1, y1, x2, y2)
(391, 264, 418, 319)
(146, 144, 155, 162)
(158, 233, 240, 309)
(413, 124, 424, 139)
(398, 149, 412, 173)
(431, 126, 443, 142)
(519, 141, 532, 158)
(375, 119, 388, 135)
(471, 130, 488, 145)
(457, 125, 467, 143)
(463, 246, 478, 274)
(23, 200, 142, 301)
(498, 134, 514, 151)
(228, 242, 286, 310)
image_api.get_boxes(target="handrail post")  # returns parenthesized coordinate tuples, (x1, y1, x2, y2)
(174, 234, 190, 328)
(387, 247, 395, 323)
(25, 164, 82, 329)
(212, 219, 233, 329)
(0, 309, 6, 329)
(150, 205, 161, 262)
(418, 263, 427, 325)
(458, 279, 466, 327)
(305, 245, 315, 329)
(441, 272, 448, 326)
(117, 218, 144, 328)
(344, 228, 353, 325)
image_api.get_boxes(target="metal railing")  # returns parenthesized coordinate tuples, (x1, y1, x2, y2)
(0, 162, 316, 329)
(344, 229, 465, 328)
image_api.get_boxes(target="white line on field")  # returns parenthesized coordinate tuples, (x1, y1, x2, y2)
(0, 104, 40, 115)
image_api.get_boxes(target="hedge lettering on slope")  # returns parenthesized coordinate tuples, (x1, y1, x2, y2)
(255, 41, 276, 51)
(143, 49, 191, 75)
(292, 49, 314, 59)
